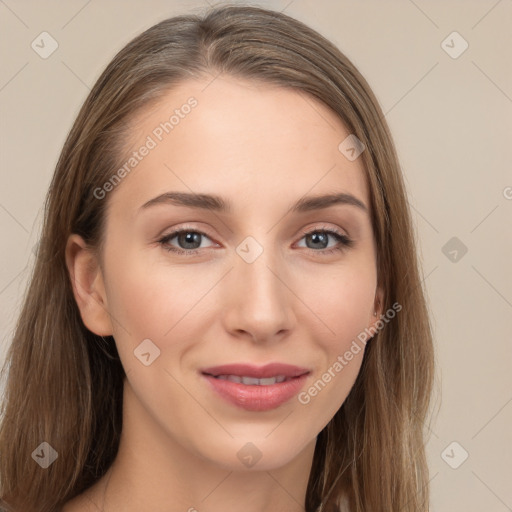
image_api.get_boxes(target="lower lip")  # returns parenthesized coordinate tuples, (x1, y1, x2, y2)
(202, 373, 309, 411)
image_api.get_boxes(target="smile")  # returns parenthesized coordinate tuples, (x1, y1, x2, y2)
(212, 375, 289, 385)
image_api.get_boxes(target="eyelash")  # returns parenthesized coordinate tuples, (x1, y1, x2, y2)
(157, 225, 354, 257)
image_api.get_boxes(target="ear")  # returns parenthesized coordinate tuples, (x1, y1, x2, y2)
(367, 286, 385, 332)
(65, 234, 113, 336)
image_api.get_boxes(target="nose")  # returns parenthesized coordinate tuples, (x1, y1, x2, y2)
(221, 244, 295, 344)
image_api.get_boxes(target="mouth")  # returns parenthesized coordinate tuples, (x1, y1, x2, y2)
(200, 362, 311, 411)
(207, 374, 294, 385)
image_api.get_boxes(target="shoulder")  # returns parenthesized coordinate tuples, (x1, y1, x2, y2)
(61, 476, 108, 512)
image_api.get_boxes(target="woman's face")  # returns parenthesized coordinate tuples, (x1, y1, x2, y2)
(83, 75, 383, 471)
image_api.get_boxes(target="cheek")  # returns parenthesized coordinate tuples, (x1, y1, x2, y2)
(103, 248, 216, 355)
(293, 268, 374, 425)
(297, 262, 376, 347)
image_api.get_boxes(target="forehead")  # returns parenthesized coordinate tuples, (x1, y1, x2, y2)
(110, 75, 370, 217)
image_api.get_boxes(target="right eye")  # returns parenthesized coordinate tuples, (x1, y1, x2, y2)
(157, 228, 217, 255)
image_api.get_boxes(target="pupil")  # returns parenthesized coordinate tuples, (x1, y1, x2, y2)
(180, 232, 201, 249)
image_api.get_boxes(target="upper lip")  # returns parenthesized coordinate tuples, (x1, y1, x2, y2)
(201, 363, 310, 379)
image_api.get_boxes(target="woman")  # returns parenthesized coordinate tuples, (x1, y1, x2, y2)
(0, 5, 435, 511)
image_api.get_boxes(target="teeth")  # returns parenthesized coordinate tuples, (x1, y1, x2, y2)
(215, 375, 288, 385)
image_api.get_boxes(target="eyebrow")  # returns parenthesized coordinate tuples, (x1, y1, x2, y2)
(139, 191, 368, 214)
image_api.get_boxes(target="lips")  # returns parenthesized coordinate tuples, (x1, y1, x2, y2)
(200, 363, 311, 411)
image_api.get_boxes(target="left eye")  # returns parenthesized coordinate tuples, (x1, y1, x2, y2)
(296, 229, 352, 252)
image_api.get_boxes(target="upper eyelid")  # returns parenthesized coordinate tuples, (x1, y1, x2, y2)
(161, 224, 346, 236)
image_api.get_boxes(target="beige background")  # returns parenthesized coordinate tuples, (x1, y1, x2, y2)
(1, 0, 511, 509)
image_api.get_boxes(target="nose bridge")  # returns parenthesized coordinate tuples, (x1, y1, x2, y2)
(223, 234, 294, 340)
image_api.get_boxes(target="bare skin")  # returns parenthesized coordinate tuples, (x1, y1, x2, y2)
(63, 74, 383, 512)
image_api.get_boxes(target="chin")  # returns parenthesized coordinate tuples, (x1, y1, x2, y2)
(198, 433, 314, 473)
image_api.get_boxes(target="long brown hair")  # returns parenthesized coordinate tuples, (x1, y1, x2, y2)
(0, 5, 435, 511)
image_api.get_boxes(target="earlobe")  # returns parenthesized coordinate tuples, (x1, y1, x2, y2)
(369, 287, 385, 331)
(374, 287, 384, 318)
(65, 234, 113, 336)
